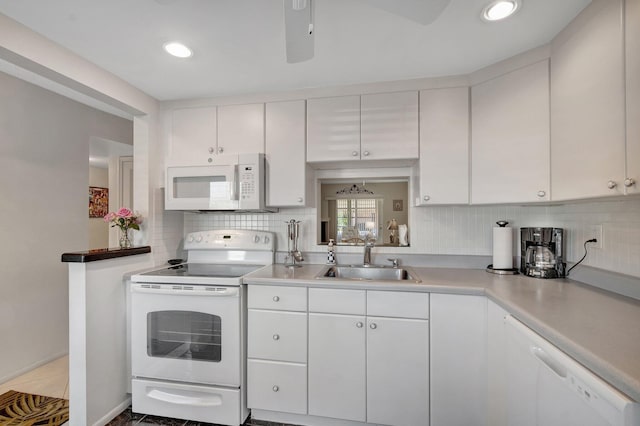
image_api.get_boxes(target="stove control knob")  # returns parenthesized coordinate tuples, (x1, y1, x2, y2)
(196, 235, 203, 243)
(187, 236, 194, 243)
(263, 236, 270, 244)
(254, 235, 260, 243)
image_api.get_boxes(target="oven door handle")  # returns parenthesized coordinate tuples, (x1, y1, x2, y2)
(147, 388, 222, 407)
(131, 284, 239, 297)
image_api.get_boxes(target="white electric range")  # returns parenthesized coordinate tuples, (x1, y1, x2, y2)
(130, 229, 274, 426)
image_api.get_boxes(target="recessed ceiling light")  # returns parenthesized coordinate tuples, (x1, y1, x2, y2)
(163, 42, 193, 58)
(482, 0, 520, 21)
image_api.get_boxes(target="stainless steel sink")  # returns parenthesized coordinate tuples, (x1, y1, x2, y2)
(316, 265, 421, 283)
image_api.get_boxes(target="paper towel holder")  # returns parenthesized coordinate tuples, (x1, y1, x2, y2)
(487, 220, 519, 275)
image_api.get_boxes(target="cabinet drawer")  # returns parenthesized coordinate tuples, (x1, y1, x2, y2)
(248, 360, 307, 415)
(248, 310, 307, 362)
(248, 285, 307, 311)
(367, 291, 429, 319)
(309, 288, 366, 315)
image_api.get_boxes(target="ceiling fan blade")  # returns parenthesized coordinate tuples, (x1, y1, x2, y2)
(366, 0, 452, 25)
(283, 0, 314, 63)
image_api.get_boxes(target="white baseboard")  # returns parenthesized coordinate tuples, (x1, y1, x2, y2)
(93, 396, 131, 426)
(0, 351, 68, 385)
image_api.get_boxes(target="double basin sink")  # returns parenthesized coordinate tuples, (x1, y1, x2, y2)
(315, 265, 421, 283)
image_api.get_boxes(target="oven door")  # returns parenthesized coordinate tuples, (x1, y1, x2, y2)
(166, 164, 238, 210)
(131, 283, 241, 387)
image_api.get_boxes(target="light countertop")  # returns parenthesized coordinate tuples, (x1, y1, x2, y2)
(244, 264, 640, 402)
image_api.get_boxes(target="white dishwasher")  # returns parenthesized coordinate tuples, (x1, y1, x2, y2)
(505, 315, 638, 426)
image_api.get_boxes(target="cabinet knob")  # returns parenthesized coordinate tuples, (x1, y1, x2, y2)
(208, 158, 213, 163)
(607, 180, 617, 189)
(208, 147, 214, 154)
(537, 190, 546, 198)
(363, 151, 370, 157)
(352, 151, 359, 157)
(297, 197, 303, 203)
(273, 296, 280, 302)
(624, 178, 636, 187)
(218, 147, 224, 154)
(272, 334, 280, 341)
(423, 195, 430, 202)
(272, 385, 279, 392)
(356, 322, 363, 328)
(369, 323, 377, 330)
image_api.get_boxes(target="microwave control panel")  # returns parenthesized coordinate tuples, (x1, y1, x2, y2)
(239, 164, 258, 206)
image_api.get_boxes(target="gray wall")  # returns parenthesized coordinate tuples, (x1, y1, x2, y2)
(0, 70, 132, 382)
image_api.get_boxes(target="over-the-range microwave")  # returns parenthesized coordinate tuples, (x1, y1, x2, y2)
(165, 153, 275, 212)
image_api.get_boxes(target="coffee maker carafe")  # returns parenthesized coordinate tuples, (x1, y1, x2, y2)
(520, 228, 566, 278)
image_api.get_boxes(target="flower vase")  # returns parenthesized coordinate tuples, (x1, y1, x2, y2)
(119, 228, 132, 249)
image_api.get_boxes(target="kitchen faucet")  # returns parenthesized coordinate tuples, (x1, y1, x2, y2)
(363, 238, 375, 266)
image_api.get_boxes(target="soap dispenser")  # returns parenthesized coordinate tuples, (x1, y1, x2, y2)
(327, 239, 336, 265)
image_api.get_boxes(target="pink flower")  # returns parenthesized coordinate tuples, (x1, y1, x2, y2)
(116, 207, 133, 218)
(103, 212, 117, 222)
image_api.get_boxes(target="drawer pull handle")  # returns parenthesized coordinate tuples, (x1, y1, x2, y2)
(370, 323, 377, 330)
(607, 180, 617, 189)
(273, 296, 280, 302)
(272, 385, 279, 392)
(356, 322, 363, 328)
(273, 334, 280, 341)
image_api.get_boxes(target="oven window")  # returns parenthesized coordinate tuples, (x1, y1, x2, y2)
(147, 311, 222, 362)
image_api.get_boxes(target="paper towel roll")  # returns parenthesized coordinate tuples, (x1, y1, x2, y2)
(492, 226, 513, 269)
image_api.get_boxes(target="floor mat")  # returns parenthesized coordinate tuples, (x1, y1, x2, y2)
(0, 390, 69, 426)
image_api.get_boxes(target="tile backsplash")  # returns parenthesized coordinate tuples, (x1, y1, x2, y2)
(183, 197, 640, 278)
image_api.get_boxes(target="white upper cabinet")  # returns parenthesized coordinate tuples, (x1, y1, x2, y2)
(360, 91, 419, 161)
(471, 60, 550, 204)
(217, 103, 265, 155)
(551, 0, 626, 200)
(307, 95, 361, 162)
(307, 92, 418, 163)
(418, 87, 469, 205)
(265, 100, 312, 207)
(168, 106, 217, 166)
(626, 0, 640, 195)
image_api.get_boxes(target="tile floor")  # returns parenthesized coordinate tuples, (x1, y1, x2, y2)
(0, 355, 69, 399)
(1, 356, 294, 426)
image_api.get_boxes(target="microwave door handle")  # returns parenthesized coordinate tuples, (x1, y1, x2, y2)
(229, 165, 237, 200)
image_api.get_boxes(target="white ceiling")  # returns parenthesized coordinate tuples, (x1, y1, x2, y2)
(0, 0, 592, 101)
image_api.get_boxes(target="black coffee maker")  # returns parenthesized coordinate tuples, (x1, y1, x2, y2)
(520, 228, 566, 279)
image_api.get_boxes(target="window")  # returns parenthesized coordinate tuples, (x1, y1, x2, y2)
(336, 198, 380, 242)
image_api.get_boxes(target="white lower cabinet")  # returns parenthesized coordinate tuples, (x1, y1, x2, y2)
(367, 316, 429, 426)
(247, 360, 307, 415)
(308, 289, 429, 426)
(430, 293, 487, 426)
(308, 312, 367, 422)
(247, 285, 308, 415)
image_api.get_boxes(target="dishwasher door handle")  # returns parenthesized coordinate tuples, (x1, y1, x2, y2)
(531, 346, 568, 378)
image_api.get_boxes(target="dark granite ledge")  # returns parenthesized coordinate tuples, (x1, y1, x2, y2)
(61, 246, 151, 263)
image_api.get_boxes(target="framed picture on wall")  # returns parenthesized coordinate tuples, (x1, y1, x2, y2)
(89, 187, 109, 218)
(393, 199, 403, 212)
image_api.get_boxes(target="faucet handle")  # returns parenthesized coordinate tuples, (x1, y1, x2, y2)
(387, 258, 399, 268)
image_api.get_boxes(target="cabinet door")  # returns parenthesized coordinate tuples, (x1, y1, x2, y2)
(626, 0, 640, 195)
(418, 87, 469, 205)
(307, 96, 360, 162)
(169, 107, 217, 166)
(551, 0, 626, 200)
(265, 100, 310, 207)
(217, 103, 265, 155)
(430, 293, 487, 426)
(471, 60, 550, 204)
(361, 91, 419, 161)
(247, 310, 307, 363)
(308, 313, 366, 422)
(487, 300, 509, 426)
(367, 316, 429, 426)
